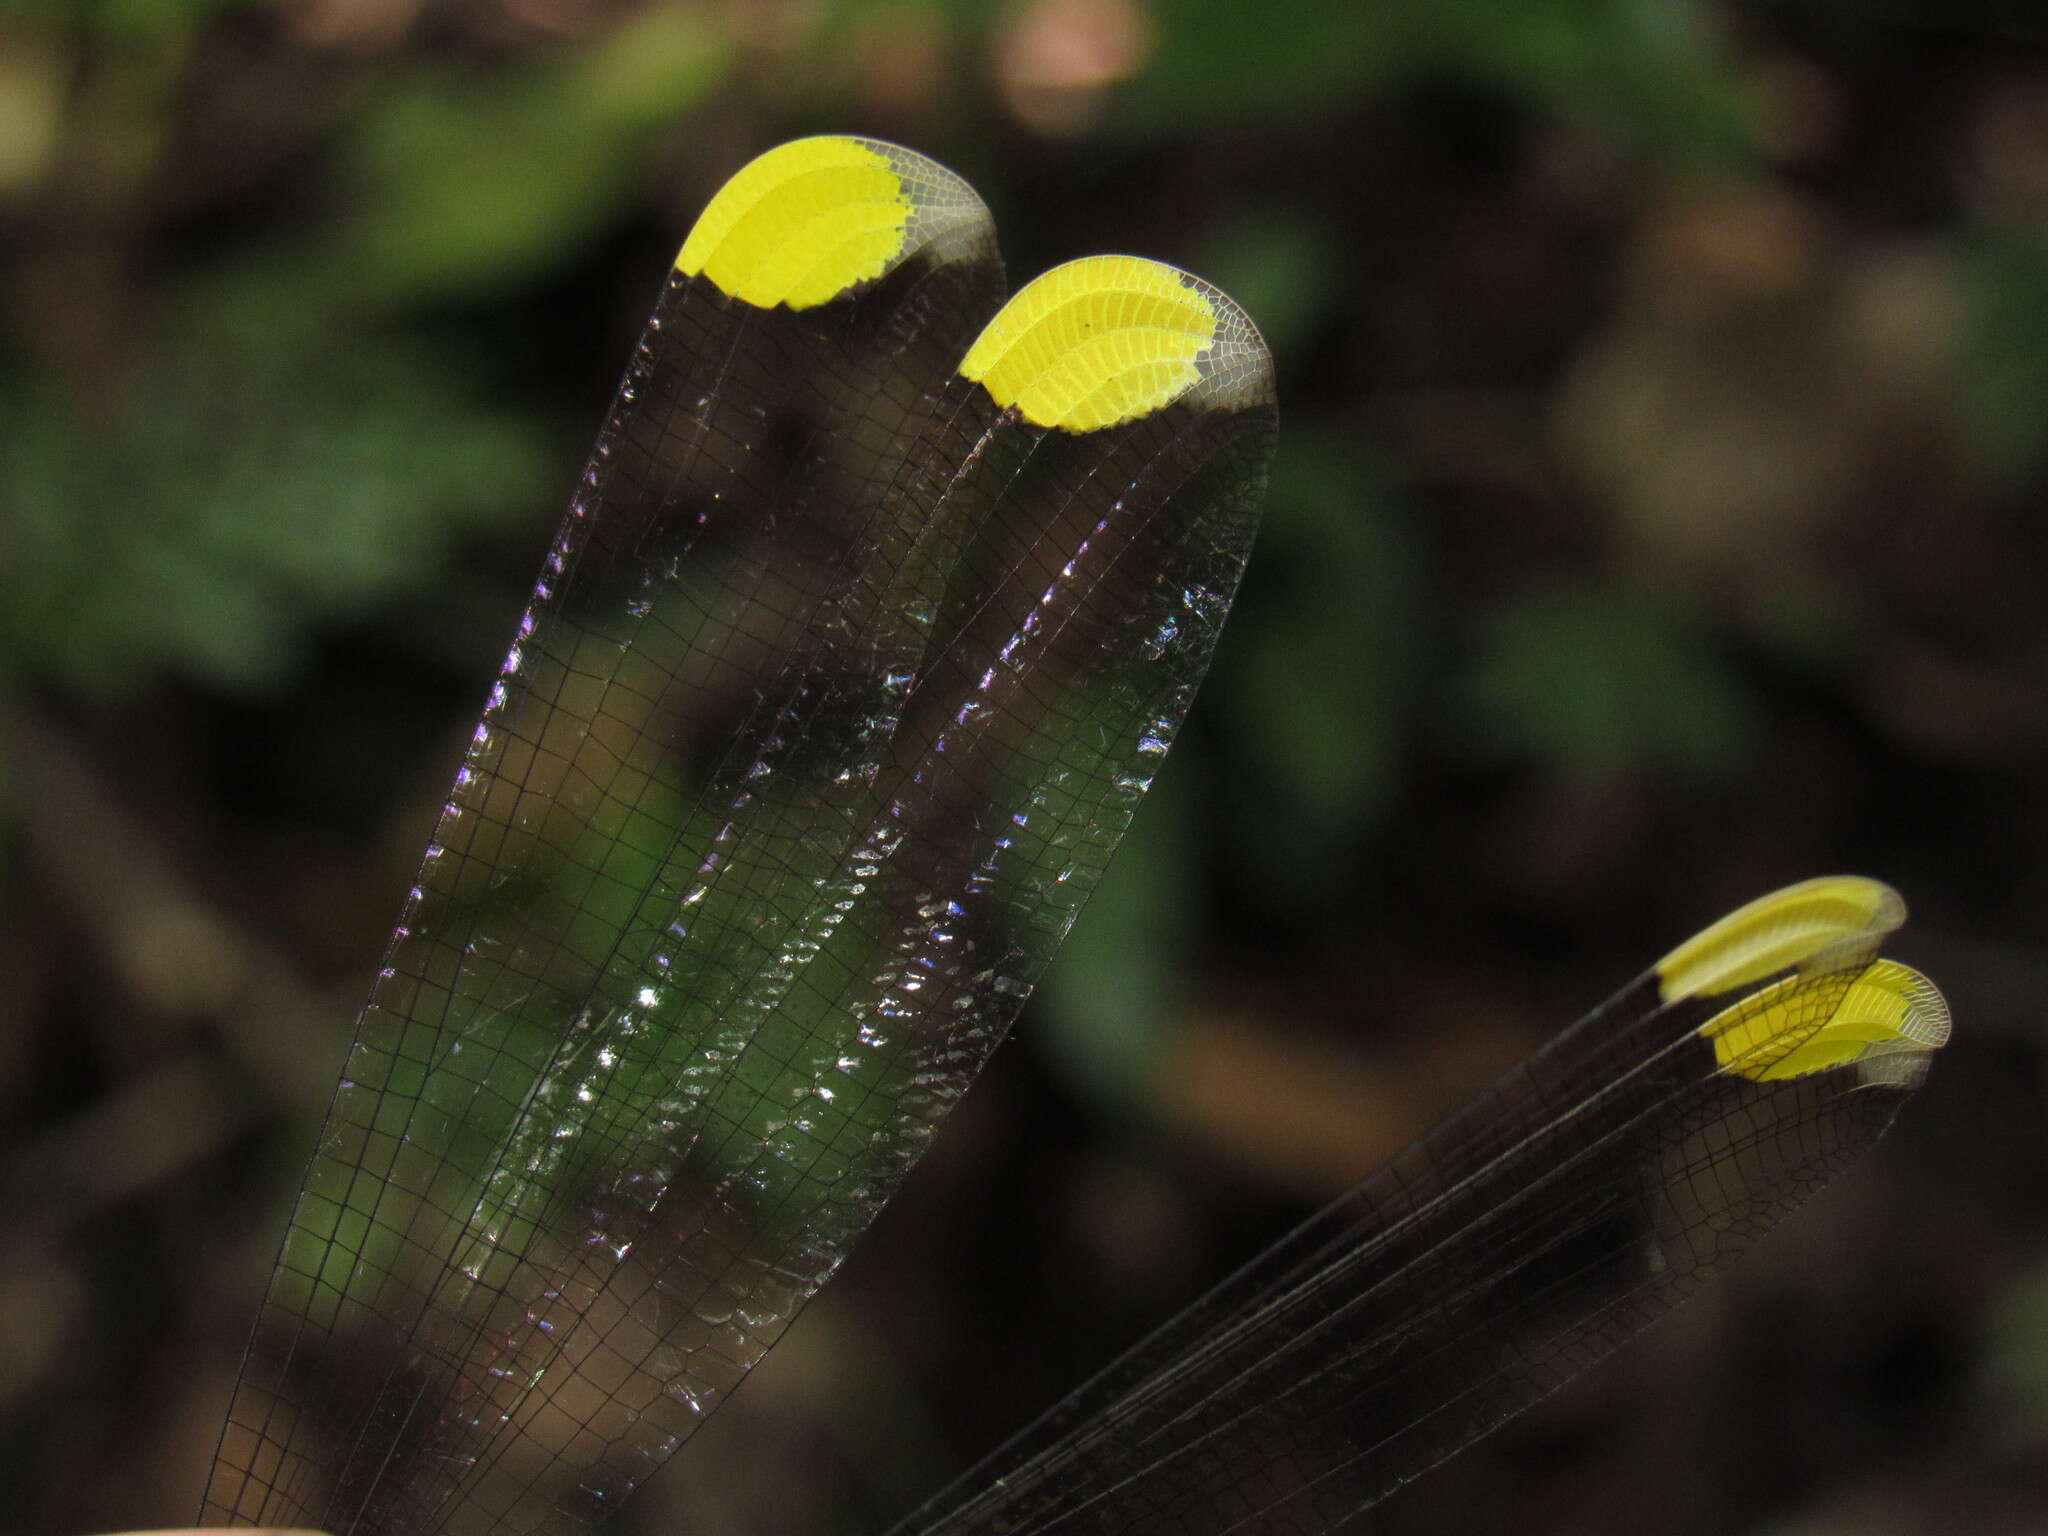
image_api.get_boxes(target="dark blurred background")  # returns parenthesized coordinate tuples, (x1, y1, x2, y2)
(3, 0, 2046, 1532)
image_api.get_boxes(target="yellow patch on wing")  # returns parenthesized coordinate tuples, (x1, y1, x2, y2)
(1654, 875, 1904, 1002)
(959, 255, 1271, 432)
(676, 136, 983, 309)
(1702, 958, 1950, 1085)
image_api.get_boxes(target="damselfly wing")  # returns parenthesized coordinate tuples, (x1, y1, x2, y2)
(200, 137, 1274, 1536)
(895, 877, 1947, 1534)
(199, 139, 1944, 1536)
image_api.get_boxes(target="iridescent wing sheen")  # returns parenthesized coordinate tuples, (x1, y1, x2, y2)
(200, 137, 1276, 1536)
(897, 877, 1948, 1536)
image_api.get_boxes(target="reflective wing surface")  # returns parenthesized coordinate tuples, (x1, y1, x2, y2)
(201, 138, 1276, 1536)
(898, 876, 1948, 1536)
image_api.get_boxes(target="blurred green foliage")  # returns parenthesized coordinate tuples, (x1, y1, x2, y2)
(1458, 583, 1759, 777)
(1963, 229, 2048, 486)
(0, 0, 1808, 940)
(3, 0, 2038, 1181)
(3, 1, 2045, 1532)
(332, 6, 729, 305)
(4, 298, 545, 694)
(1117, 0, 1754, 161)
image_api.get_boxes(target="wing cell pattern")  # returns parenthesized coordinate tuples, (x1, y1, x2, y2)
(201, 138, 1275, 1536)
(200, 133, 1941, 1536)
(898, 877, 1947, 1536)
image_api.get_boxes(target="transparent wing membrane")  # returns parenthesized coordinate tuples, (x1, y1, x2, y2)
(200, 139, 1275, 1536)
(896, 878, 1947, 1535)
(201, 135, 1944, 1536)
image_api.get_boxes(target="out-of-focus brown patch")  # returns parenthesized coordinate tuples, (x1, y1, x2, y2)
(1966, 69, 2048, 230)
(994, 0, 1155, 136)
(1158, 999, 1534, 1203)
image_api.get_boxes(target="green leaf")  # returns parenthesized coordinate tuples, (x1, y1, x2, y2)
(1211, 427, 1423, 907)
(1961, 228, 2048, 486)
(1111, 0, 1754, 163)
(1457, 584, 1758, 778)
(1, 308, 548, 698)
(1039, 765, 1195, 1108)
(329, 8, 730, 307)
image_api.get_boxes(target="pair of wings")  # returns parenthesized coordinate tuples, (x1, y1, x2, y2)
(198, 138, 1946, 1536)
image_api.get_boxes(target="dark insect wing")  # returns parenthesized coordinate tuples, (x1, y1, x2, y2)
(200, 138, 1277, 1536)
(198, 129, 1941, 1536)
(202, 137, 1017, 1535)
(899, 877, 1947, 1535)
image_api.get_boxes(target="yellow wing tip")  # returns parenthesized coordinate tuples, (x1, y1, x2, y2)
(1656, 875, 1906, 1003)
(676, 135, 992, 310)
(960, 254, 1274, 433)
(1705, 958, 1949, 1086)
(1847, 960, 1952, 1066)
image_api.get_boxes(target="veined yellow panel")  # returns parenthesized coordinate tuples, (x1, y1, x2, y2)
(960, 255, 1271, 433)
(676, 137, 985, 310)
(1655, 875, 1905, 1002)
(1703, 959, 1950, 1085)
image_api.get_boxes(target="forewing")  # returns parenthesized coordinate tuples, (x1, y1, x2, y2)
(202, 149, 1277, 1536)
(203, 136, 1011, 1536)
